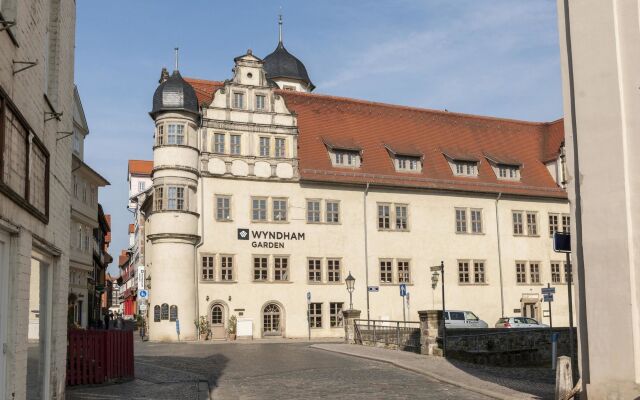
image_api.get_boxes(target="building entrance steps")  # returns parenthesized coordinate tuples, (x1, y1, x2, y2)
(311, 343, 555, 400)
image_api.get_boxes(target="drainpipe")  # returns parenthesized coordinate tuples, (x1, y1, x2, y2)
(363, 182, 371, 321)
(495, 192, 505, 317)
(194, 108, 205, 339)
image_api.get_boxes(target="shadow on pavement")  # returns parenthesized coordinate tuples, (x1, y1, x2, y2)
(447, 358, 555, 400)
(136, 352, 229, 390)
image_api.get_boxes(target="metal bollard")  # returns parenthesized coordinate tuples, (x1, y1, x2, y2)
(551, 332, 559, 370)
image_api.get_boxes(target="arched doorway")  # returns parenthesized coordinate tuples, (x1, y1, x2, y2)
(210, 303, 226, 340)
(262, 303, 283, 337)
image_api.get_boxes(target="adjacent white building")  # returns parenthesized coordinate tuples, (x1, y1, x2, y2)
(0, 0, 77, 398)
(141, 34, 572, 342)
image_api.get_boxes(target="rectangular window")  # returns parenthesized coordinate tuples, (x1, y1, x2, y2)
(215, 195, 231, 221)
(455, 208, 467, 233)
(167, 124, 184, 145)
(379, 260, 393, 283)
(275, 138, 286, 158)
(471, 209, 483, 233)
(529, 262, 540, 284)
(274, 256, 289, 281)
(397, 157, 420, 171)
(155, 187, 163, 210)
(157, 125, 164, 145)
(252, 198, 267, 222)
(474, 261, 485, 283)
(562, 214, 571, 233)
(454, 161, 477, 176)
(308, 258, 322, 282)
(516, 262, 527, 284)
(551, 262, 562, 283)
(307, 200, 321, 223)
(272, 198, 288, 222)
(397, 260, 410, 283)
(138, 181, 146, 192)
(202, 256, 215, 280)
(395, 204, 408, 230)
(513, 211, 524, 235)
(330, 302, 344, 327)
(253, 256, 268, 281)
(256, 94, 266, 110)
(230, 134, 241, 155)
(327, 259, 341, 282)
(259, 137, 270, 157)
(233, 92, 244, 109)
(221, 256, 234, 281)
(214, 133, 225, 153)
(167, 186, 184, 210)
(549, 214, 559, 237)
(378, 204, 390, 229)
(458, 261, 470, 283)
(309, 303, 322, 328)
(527, 212, 538, 235)
(326, 201, 340, 223)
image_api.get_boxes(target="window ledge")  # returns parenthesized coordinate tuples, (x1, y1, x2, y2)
(458, 283, 490, 286)
(215, 219, 234, 223)
(200, 280, 238, 284)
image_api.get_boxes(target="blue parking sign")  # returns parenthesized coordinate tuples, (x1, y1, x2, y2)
(399, 284, 407, 297)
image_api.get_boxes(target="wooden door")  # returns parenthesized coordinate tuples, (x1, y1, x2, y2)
(210, 304, 225, 339)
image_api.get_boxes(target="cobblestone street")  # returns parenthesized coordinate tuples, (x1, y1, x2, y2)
(68, 340, 495, 399)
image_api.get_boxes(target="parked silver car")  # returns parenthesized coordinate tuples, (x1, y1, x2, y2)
(445, 310, 489, 328)
(495, 317, 549, 328)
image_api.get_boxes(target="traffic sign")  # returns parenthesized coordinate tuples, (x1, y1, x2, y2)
(139, 303, 147, 311)
(553, 232, 571, 253)
(367, 286, 379, 292)
(430, 266, 442, 272)
(543, 294, 554, 302)
(176, 319, 180, 334)
(541, 287, 556, 295)
(399, 283, 407, 297)
(138, 289, 148, 299)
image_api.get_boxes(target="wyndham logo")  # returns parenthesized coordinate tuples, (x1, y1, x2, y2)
(237, 228, 250, 240)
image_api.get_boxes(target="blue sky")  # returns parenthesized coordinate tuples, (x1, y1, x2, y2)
(75, 0, 562, 275)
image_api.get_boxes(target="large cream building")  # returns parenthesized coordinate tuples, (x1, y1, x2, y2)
(142, 32, 572, 342)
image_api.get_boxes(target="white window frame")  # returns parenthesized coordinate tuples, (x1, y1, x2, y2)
(232, 92, 245, 109)
(274, 256, 289, 281)
(326, 201, 340, 224)
(306, 199, 321, 223)
(221, 255, 234, 281)
(259, 137, 270, 157)
(215, 195, 232, 221)
(214, 133, 225, 153)
(272, 198, 288, 222)
(230, 134, 241, 155)
(308, 258, 322, 283)
(251, 197, 268, 222)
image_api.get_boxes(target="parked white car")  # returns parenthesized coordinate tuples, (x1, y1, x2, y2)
(494, 317, 549, 328)
(445, 310, 489, 328)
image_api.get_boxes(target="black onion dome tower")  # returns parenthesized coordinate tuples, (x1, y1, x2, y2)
(151, 68, 199, 117)
(263, 15, 315, 92)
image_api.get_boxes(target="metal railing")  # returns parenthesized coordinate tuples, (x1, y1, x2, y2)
(354, 319, 421, 353)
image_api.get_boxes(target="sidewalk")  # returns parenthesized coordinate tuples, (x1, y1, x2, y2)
(311, 344, 554, 400)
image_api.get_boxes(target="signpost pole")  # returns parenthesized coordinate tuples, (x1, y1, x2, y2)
(566, 252, 575, 373)
(440, 261, 446, 358)
(307, 292, 311, 342)
(402, 295, 406, 324)
(547, 283, 553, 328)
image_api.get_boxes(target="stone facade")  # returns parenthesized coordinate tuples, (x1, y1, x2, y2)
(0, 0, 77, 398)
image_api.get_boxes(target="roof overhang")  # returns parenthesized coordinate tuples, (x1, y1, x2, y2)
(384, 144, 423, 158)
(322, 137, 362, 152)
(483, 152, 522, 167)
(72, 154, 110, 186)
(441, 149, 479, 163)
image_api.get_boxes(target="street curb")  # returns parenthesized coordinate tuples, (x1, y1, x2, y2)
(310, 345, 535, 400)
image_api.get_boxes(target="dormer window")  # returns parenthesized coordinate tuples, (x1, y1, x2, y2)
(484, 153, 522, 181)
(454, 161, 477, 176)
(443, 150, 479, 177)
(322, 137, 362, 168)
(385, 145, 423, 173)
(334, 151, 360, 167)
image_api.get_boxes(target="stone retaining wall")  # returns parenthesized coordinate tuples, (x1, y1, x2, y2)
(445, 328, 577, 366)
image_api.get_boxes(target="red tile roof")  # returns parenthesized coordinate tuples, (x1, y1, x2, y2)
(128, 160, 153, 176)
(279, 90, 566, 199)
(185, 78, 224, 106)
(183, 77, 566, 199)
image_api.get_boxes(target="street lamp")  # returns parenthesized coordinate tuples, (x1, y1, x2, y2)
(431, 271, 439, 289)
(345, 271, 355, 310)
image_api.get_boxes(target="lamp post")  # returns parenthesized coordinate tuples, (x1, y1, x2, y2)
(430, 261, 446, 357)
(346, 271, 355, 310)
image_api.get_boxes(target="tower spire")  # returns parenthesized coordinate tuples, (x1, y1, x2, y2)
(278, 13, 283, 44)
(174, 47, 179, 71)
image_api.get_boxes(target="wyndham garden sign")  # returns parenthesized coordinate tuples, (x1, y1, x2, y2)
(237, 228, 305, 248)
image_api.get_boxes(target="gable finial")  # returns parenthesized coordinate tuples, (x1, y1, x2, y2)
(278, 12, 283, 44)
(174, 47, 179, 71)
